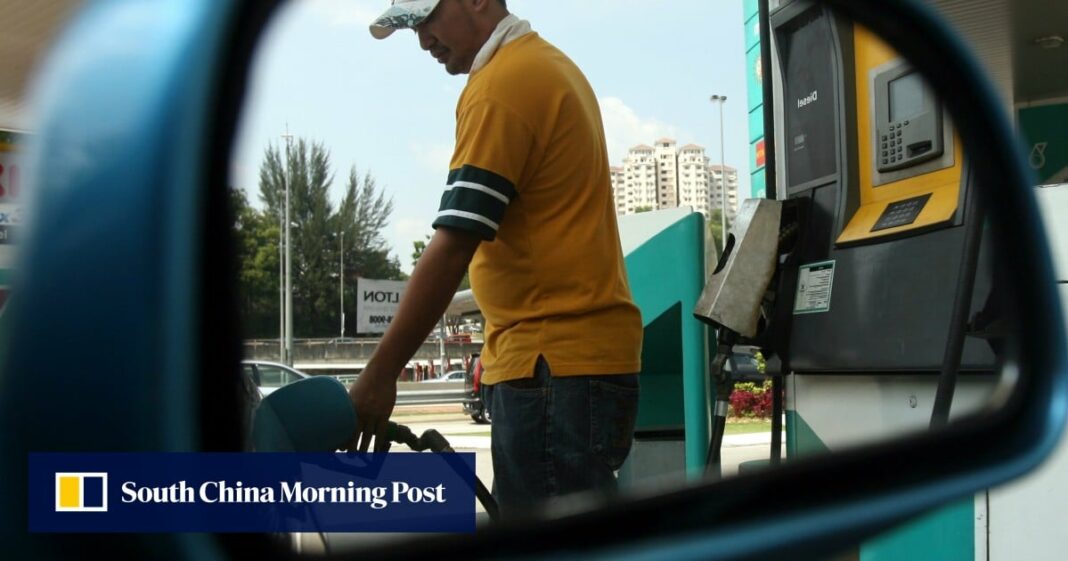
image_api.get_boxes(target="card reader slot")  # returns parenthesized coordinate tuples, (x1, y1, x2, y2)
(908, 140, 933, 157)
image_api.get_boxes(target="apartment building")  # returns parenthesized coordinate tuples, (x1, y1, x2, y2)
(619, 144, 658, 214)
(654, 138, 679, 208)
(610, 166, 626, 214)
(678, 144, 712, 216)
(709, 163, 740, 221)
(612, 139, 739, 221)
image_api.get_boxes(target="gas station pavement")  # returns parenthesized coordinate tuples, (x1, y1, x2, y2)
(308, 407, 780, 552)
(393, 406, 781, 512)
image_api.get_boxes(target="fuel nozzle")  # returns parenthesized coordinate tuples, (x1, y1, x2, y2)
(693, 199, 783, 339)
(388, 424, 455, 454)
(389, 422, 496, 520)
(250, 377, 500, 521)
(691, 199, 786, 475)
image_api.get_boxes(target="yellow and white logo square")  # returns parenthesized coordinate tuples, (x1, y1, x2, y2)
(55, 472, 108, 512)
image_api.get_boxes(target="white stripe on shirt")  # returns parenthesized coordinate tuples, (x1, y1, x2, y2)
(436, 209, 500, 231)
(445, 180, 511, 204)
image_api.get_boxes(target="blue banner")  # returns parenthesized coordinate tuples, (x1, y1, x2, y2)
(29, 453, 476, 533)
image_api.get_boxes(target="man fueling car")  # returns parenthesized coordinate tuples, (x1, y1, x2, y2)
(348, 0, 644, 518)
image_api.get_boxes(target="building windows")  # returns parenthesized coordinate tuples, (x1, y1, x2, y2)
(618, 144, 736, 219)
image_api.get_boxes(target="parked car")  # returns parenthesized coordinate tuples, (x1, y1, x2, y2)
(237, 361, 263, 450)
(242, 360, 310, 396)
(462, 355, 489, 424)
(724, 348, 764, 382)
(422, 369, 465, 383)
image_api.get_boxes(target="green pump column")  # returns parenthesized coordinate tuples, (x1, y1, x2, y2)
(619, 208, 709, 479)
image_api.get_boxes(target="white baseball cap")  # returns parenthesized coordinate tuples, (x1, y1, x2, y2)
(369, 0, 442, 40)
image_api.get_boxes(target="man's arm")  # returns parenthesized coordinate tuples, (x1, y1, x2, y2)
(348, 226, 481, 452)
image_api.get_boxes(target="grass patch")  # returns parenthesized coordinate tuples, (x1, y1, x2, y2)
(724, 419, 772, 434)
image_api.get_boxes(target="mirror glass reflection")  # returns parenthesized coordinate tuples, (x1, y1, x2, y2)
(228, 0, 1038, 550)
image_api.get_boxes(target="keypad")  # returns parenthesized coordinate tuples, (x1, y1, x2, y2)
(879, 120, 916, 169)
(871, 194, 932, 232)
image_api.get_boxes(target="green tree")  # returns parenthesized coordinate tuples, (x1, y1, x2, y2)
(708, 208, 733, 255)
(231, 187, 281, 338)
(411, 235, 430, 270)
(337, 166, 404, 281)
(253, 138, 403, 338)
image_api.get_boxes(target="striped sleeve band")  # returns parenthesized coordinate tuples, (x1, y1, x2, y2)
(432, 165, 518, 241)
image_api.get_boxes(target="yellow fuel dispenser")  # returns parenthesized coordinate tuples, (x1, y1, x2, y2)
(695, 2, 1008, 559)
(766, 3, 997, 380)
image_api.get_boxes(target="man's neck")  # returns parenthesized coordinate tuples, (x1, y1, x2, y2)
(467, 13, 531, 75)
(473, 12, 509, 51)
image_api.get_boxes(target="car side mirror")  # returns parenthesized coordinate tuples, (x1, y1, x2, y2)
(0, 1, 1063, 560)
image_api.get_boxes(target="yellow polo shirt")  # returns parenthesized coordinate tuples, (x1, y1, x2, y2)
(432, 33, 642, 384)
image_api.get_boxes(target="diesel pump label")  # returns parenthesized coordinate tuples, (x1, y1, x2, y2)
(794, 260, 835, 314)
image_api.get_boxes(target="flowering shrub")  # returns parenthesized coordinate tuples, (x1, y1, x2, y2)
(728, 381, 774, 418)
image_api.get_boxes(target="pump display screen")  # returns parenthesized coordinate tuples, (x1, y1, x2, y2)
(889, 73, 925, 122)
(874, 65, 944, 174)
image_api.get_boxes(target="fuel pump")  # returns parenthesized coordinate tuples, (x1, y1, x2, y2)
(694, 0, 1008, 486)
(693, 0, 1010, 558)
(765, 0, 1004, 444)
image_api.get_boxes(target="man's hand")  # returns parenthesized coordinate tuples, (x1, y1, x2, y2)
(349, 366, 398, 452)
(343, 226, 482, 453)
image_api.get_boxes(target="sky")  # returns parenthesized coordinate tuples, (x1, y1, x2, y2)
(232, 0, 753, 274)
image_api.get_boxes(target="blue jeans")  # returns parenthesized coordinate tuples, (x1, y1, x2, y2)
(485, 355, 639, 518)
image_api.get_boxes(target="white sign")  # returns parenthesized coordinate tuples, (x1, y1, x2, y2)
(356, 278, 408, 334)
(794, 260, 835, 314)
